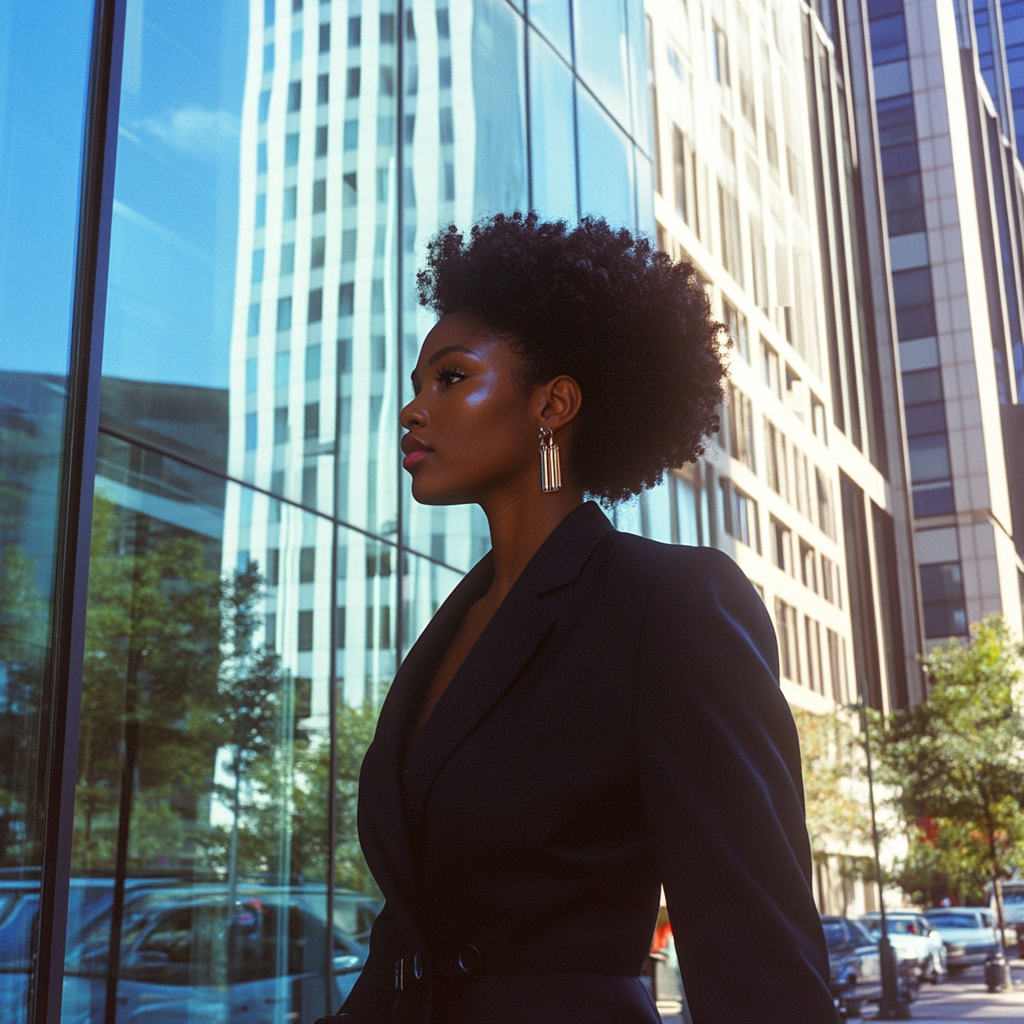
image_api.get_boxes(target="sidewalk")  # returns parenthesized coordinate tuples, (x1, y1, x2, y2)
(656, 958, 1024, 1022)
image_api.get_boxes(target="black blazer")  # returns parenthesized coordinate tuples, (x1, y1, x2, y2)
(321, 502, 839, 1023)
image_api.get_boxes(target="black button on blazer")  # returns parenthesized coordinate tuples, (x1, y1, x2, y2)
(319, 501, 839, 1023)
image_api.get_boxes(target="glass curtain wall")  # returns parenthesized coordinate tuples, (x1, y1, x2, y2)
(7, 2, 655, 1023)
(0, 1, 96, 1019)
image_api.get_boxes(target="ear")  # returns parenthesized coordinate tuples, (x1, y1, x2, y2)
(533, 375, 582, 434)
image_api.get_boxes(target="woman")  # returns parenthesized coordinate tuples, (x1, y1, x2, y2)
(319, 214, 838, 1023)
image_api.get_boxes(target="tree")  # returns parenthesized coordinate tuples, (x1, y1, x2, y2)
(793, 708, 872, 913)
(874, 616, 1024, 942)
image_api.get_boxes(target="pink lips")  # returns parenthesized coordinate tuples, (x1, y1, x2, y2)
(402, 449, 431, 470)
(401, 433, 433, 470)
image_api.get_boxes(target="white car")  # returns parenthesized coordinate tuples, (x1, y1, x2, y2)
(922, 908, 1000, 972)
(860, 911, 946, 984)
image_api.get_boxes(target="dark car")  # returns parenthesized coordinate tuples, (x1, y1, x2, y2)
(821, 915, 917, 1019)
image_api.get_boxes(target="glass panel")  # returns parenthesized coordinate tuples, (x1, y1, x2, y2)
(0, 1, 93, 1014)
(572, 0, 630, 132)
(641, 478, 673, 543)
(576, 83, 634, 227)
(635, 150, 655, 238)
(529, 0, 572, 60)
(402, 552, 465, 656)
(100, 1, 246, 475)
(529, 29, 578, 221)
(402, 0, 526, 571)
(674, 474, 699, 546)
(63, 439, 335, 1023)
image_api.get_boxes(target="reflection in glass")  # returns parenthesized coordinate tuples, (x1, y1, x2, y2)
(0, 3, 93, 1018)
(529, 30, 578, 222)
(529, 0, 572, 62)
(402, 0, 527, 572)
(572, 0, 631, 132)
(101, 0, 247, 473)
(63, 436, 352, 1021)
(576, 84, 634, 228)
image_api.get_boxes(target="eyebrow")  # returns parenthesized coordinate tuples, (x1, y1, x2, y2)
(428, 344, 476, 365)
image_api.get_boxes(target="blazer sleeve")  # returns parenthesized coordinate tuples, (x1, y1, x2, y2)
(318, 902, 401, 1024)
(635, 548, 839, 1024)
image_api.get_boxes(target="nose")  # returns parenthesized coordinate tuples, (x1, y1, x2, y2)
(400, 397, 426, 429)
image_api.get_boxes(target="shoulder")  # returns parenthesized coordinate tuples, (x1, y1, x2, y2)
(598, 533, 778, 682)
(601, 531, 756, 606)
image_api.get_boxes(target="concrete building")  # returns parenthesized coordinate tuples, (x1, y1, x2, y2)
(844, 0, 1024, 646)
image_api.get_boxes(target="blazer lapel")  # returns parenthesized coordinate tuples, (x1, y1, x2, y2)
(357, 555, 494, 947)
(402, 501, 615, 829)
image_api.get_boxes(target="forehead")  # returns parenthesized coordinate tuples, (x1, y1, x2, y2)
(416, 313, 516, 365)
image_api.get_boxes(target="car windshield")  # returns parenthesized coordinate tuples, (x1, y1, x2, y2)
(925, 912, 980, 929)
(822, 922, 846, 950)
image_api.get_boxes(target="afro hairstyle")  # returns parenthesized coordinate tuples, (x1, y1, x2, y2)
(416, 212, 728, 504)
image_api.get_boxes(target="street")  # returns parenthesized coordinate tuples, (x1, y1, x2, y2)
(656, 958, 1024, 1022)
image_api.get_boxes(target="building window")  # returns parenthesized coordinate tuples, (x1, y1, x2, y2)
(770, 516, 793, 575)
(761, 337, 781, 398)
(319, 23, 330, 52)
(821, 554, 838, 605)
(347, 15, 360, 46)
(311, 235, 325, 268)
(712, 21, 730, 86)
(299, 546, 316, 583)
(283, 185, 297, 220)
(720, 478, 761, 552)
(274, 406, 288, 444)
(285, 132, 299, 166)
(304, 401, 319, 439)
(280, 241, 295, 276)
(298, 610, 314, 651)
(775, 598, 800, 683)
(799, 539, 817, 591)
(764, 419, 788, 499)
(276, 296, 293, 332)
(312, 179, 326, 212)
(308, 288, 323, 323)
(287, 80, 301, 111)
(826, 628, 844, 702)
(245, 412, 258, 450)
(919, 562, 968, 638)
(805, 616, 823, 694)
(722, 297, 749, 362)
(672, 125, 687, 222)
(726, 383, 756, 472)
(317, 72, 329, 103)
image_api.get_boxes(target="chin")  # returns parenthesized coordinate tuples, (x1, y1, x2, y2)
(410, 473, 478, 507)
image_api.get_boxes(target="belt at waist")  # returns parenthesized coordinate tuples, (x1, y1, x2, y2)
(395, 945, 643, 987)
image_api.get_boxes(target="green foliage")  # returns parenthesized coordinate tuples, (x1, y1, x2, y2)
(793, 708, 871, 861)
(873, 615, 1024, 905)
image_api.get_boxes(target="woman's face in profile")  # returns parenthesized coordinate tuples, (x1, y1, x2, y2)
(400, 312, 539, 506)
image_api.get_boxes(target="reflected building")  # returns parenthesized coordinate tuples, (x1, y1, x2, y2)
(0, 1, 656, 1022)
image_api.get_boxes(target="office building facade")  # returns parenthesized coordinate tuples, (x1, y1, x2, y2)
(1, 1, 653, 1020)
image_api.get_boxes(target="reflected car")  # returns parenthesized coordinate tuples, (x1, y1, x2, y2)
(922, 908, 999, 971)
(821, 915, 917, 1019)
(61, 885, 378, 1024)
(859, 911, 946, 984)
(0, 875, 173, 1021)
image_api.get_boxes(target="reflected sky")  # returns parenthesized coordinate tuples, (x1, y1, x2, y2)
(0, 0, 93, 374)
(101, 0, 248, 388)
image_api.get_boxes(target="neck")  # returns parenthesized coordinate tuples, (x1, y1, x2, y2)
(480, 485, 585, 599)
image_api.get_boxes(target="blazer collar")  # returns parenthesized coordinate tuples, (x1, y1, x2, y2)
(358, 501, 614, 936)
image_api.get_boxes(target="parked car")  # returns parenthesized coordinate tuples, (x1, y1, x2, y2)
(821, 915, 917, 1019)
(860, 911, 946, 984)
(922, 908, 999, 971)
(57, 884, 378, 1024)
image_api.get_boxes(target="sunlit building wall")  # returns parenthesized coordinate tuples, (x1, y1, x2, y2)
(845, 0, 1024, 647)
(644, 0, 920, 729)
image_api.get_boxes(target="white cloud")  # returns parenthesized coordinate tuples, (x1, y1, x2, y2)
(142, 107, 239, 155)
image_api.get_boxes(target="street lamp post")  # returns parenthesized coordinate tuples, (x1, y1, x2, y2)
(852, 695, 908, 1019)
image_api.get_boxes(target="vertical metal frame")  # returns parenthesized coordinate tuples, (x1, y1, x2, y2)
(32, 1, 127, 1022)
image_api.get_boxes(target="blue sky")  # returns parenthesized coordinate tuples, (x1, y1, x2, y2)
(0, 0, 248, 387)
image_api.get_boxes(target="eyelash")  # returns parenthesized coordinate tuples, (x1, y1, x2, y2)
(435, 365, 467, 388)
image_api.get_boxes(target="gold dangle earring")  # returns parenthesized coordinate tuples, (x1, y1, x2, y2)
(539, 427, 562, 493)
